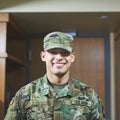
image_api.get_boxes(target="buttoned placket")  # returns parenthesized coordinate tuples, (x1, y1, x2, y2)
(41, 75, 75, 120)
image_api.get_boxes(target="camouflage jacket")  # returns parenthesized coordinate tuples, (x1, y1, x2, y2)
(4, 75, 106, 120)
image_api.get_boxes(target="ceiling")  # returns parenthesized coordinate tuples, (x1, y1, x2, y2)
(10, 12, 120, 36)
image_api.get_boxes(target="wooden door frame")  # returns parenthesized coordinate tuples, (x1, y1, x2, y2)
(78, 33, 111, 120)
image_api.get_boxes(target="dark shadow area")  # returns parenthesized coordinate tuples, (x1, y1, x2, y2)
(0, 100, 4, 119)
(4, 82, 13, 116)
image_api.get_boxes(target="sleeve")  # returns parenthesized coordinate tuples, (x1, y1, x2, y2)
(90, 91, 106, 120)
(4, 91, 25, 120)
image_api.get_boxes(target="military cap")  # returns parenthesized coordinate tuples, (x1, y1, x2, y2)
(43, 31, 74, 52)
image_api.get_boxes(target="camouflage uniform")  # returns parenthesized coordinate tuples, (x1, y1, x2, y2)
(4, 75, 106, 120)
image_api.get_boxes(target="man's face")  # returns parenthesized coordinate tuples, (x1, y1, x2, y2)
(41, 48, 75, 77)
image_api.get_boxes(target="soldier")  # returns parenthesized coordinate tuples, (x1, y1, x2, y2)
(4, 31, 106, 120)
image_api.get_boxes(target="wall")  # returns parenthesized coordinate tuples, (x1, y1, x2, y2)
(110, 33, 115, 120)
(0, 0, 120, 12)
(115, 30, 120, 120)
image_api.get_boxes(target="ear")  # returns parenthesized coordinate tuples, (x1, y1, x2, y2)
(71, 52, 75, 63)
(40, 51, 46, 62)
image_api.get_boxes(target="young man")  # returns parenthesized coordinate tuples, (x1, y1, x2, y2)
(5, 31, 106, 120)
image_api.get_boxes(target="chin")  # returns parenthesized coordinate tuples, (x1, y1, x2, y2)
(55, 71, 67, 77)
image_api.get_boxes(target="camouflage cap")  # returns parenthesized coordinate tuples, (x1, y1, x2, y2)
(43, 31, 74, 52)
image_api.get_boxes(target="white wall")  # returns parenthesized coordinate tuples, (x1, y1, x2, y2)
(0, 0, 120, 12)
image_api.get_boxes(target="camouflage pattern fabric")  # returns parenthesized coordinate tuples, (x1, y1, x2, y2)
(4, 75, 106, 120)
(43, 31, 73, 53)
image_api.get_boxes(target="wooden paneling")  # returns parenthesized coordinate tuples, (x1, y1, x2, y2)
(6, 38, 26, 94)
(0, 13, 26, 119)
(0, 21, 7, 120)
(0, 13, 26, 118)
(71, 37, 105, 107)
(0, 14, 9, 22)
(0, 59, 6, 120)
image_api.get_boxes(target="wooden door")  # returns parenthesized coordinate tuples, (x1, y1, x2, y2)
(71, 37, 105, 107)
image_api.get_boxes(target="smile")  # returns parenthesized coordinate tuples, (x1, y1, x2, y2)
(53, 63, 66, 67)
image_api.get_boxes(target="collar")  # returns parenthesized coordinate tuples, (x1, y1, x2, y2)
(40, 75, 75, 98)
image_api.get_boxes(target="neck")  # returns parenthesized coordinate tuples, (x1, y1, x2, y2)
(46, 72, 70, 85)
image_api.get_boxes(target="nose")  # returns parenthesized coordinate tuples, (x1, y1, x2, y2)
(55, 53, 63, 60)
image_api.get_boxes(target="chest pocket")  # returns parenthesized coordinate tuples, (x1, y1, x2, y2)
(53, 98, 92, 120)
(24, 97, 53, 120)
(70, 99, 92, 120)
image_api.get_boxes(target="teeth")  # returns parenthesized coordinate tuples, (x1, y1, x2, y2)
(54, 63, 65, 67)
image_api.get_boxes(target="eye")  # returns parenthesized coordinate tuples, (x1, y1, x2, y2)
(47, 49, 70, 56)
(48, 50, 58, 55)
(51, 51, 57, 55)
(61, 51, 70, 56)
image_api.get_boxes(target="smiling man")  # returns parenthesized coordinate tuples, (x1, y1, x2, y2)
(5, 31, 106, 120)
